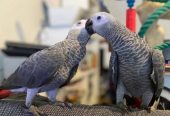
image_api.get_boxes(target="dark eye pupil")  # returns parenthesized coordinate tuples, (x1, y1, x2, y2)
(97, 16, 101, 20)
(78, 22, 81, 25)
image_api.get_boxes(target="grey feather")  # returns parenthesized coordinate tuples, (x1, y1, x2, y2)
(2, 44, 64, 89)
(109, 51, 119, 89)
(151, 49, 165, 100)
(60, 64, 79, 87)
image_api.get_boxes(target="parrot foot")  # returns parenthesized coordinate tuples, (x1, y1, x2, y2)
(147, 107, 152, 113)
(140, 105, 153, 113)
(29, 105, 47, 116)
(116, 102, 129, 113)
(147, 106, 157, 113)
(52, 101, 72, 109)
(23, 104, 46, 116)
(25, 102, 32, 108)
(58, 102, 73, 109)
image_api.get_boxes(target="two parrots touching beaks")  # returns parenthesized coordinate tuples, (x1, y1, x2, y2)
(0, 12, 165, 110)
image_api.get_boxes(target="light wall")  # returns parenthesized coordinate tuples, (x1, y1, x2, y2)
(0, 0, 169, 49)
(0, 0, 44, 48)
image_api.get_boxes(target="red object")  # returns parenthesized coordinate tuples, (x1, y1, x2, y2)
(126, 8, 136, 32)
(0, 90, 11, 99)
(132, 97, 142, 108)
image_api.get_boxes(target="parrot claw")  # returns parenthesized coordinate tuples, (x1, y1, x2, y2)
(22, 105, 46, 116)
(140, 105, 153, 113)
(56, 102, 72, 109)
(147, 106, 157, 113)
(116, 102, 129, 113)
(147, 107, 151, 113)
(61, 102, 72, 109)
(29, 105, 47, 116)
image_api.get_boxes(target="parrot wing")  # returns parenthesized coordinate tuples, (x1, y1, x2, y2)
(60, 64, 79, 88)
(0, 42, 65, 89)
(110, 51, 119, 89)
(151, 49, 165, 100)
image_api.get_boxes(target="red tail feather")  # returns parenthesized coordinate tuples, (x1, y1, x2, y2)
(0, 90, 11, 99)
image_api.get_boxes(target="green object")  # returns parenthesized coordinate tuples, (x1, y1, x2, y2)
(138, 1, 170, 38)
(154, 42, 170, 50)
(147, 0, 169, 3)
(138, 1, 170, 50)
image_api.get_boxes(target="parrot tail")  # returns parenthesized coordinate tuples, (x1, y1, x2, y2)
(0, 89, 11, 99)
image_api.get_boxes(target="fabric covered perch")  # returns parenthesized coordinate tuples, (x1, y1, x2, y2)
(0, 94, 170, 116)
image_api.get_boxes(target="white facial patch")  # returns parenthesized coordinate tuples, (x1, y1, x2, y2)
(91, 12, 116, 27)
(71, 19, 87, 30)
(91, 14, 108, 27)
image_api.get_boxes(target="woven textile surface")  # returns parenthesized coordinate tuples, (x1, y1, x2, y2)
(0, 94, 170, 116)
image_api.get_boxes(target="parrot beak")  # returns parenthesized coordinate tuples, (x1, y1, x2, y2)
(85, 19, 95, 35)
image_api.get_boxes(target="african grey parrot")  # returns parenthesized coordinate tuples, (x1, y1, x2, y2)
(85, 12, 165, 109)
(0, 19, 90, 107)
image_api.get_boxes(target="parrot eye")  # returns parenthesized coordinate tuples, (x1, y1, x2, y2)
(77, 22, 81, 25)
(97, 16, 101, 20)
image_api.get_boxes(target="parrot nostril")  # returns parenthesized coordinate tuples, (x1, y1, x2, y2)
(77, 22, 81, 25)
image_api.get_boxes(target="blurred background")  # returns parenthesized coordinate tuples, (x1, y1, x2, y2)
(0, 0, 170, 109)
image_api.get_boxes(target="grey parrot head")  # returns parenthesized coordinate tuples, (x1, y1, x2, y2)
(67, 19, 90, 44)
(85, 12, 117, 41)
